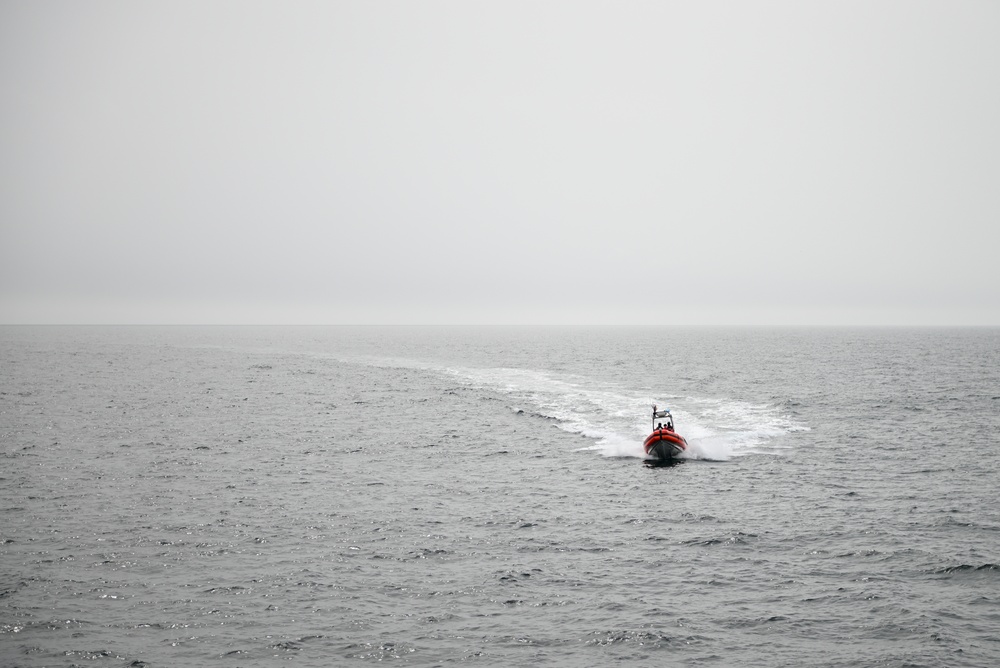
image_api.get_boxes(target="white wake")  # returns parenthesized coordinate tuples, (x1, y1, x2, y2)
(438, 365, 807, 461)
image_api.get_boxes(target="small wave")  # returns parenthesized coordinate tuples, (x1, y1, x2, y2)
(585, 629, 678, 647)
(935, 563, 999, 575)
(407, 548, 449, 559)
(345, 641, 417, 660)
(63, 649, 118, 660)
(682, 531, 759, 546)
(509, 407, 560, 421)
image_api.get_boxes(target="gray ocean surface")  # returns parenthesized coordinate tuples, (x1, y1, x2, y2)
(1, 326, 998, 667)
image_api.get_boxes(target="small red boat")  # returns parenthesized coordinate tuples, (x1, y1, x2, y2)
(644, 405, 688, 461)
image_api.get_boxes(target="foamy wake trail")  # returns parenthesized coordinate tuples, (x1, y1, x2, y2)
(434, 366, 808, 460)
(351, 357, 807, 460)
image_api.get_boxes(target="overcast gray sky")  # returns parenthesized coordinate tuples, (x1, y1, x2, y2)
(2, 1, 998, 325)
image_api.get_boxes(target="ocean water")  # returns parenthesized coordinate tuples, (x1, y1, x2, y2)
(1, 325, 998, 667)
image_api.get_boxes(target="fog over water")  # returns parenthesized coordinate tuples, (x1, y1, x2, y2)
(2, 1, 999, 325)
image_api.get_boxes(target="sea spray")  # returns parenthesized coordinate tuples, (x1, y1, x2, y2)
(684, 435, 734, 461)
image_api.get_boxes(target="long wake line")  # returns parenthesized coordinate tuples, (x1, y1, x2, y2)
(362, 360, 810, 461)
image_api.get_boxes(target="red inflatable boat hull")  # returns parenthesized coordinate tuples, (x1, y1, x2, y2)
(643, 428, 688, 460)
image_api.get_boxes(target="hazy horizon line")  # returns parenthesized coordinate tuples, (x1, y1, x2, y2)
(2, 322, 997, 329)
